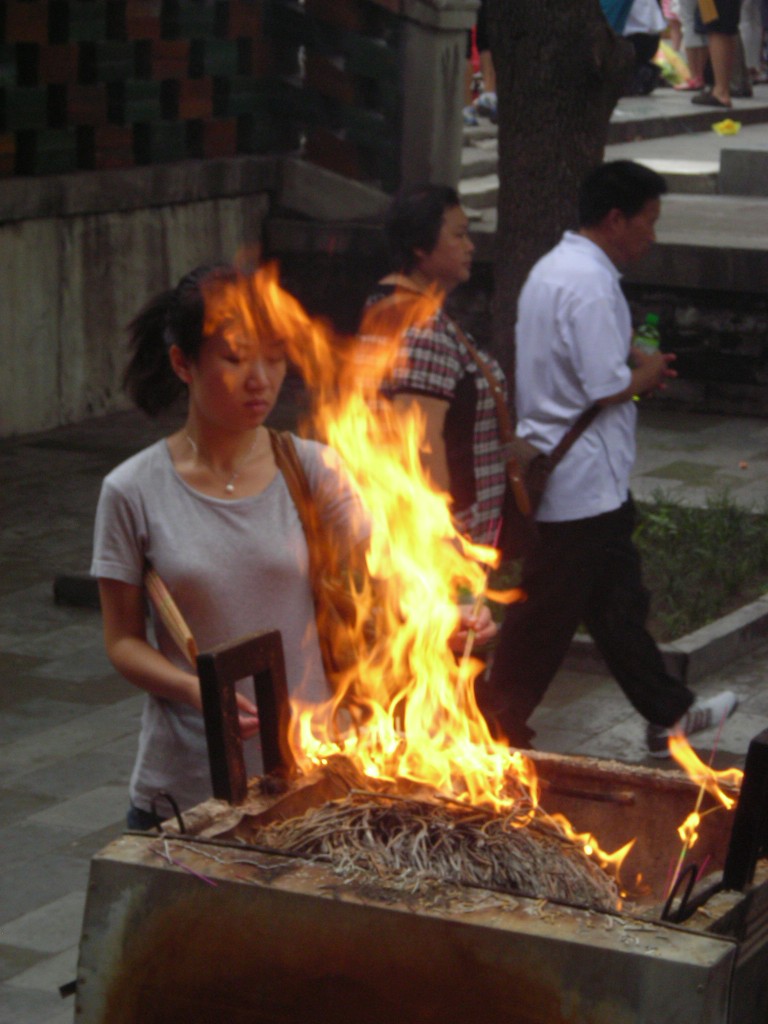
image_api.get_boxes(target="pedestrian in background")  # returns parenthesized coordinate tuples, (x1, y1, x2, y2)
(673, 0, 710, 90)
(476, 161, 738, 758)
(360, 183, 507, 552)
(662, 0, 684, 51)
(691, 0, 743, 106)
(740, 0, 768, 81)
(622, 0, 668, 94)
(463, 0, 497, 126)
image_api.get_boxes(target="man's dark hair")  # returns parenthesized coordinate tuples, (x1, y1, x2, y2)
(578, 160, 668, 227)
(385, 183, 461, 273)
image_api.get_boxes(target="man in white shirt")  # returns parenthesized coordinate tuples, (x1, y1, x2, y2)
(477, 161, 738, 758)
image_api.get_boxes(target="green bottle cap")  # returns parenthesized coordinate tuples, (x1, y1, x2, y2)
(645, 313, 660, 326)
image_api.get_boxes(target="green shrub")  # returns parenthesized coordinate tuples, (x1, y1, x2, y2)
(487, 492, 768, 643)
(636, 492, 768, 641)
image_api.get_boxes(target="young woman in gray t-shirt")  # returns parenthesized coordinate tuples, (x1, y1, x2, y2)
(92, 264, 370, 828)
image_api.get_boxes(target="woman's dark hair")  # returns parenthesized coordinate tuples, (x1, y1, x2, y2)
(384, 183, 461, 274)
(123, 263, 240, 415)
(578, 160, 668, 228)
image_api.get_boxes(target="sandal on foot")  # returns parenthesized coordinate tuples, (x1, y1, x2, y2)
(691, 91, 732, 107)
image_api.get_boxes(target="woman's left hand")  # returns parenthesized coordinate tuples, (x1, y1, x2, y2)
(449, 603, 497, 653)
(236, 693, 261, 739)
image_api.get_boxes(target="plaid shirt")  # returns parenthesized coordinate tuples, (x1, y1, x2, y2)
(362, 287, 507, 547)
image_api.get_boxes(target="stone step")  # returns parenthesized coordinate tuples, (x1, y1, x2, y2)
(460, 143, 499, 181)
(633, 158, 719, 194)
(458, 86, 768, 294)
(459, 172, 498, 210)
(606, 93, 768, 141)
(460, 154, 720, 197)
(467, 191, 768, 295)
(460, 84, 768, 201)
(627, 192, 768, 292)
(719, 143, 768, 196)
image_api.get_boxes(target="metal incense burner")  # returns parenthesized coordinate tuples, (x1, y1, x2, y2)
(74, 631, 768, 1024)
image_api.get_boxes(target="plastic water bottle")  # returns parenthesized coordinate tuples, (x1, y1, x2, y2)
(633, 312, 661, 353)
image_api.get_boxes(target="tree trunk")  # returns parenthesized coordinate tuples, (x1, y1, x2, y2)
(484, 0, 632, 386)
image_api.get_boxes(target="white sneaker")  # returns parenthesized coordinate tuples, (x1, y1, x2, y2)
(476, 91, 498, 118)
(475, 90, 499, 121)
(646, 690, 739, 758)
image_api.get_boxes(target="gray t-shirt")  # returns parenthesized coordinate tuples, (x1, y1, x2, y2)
(91, 434, 368, 814)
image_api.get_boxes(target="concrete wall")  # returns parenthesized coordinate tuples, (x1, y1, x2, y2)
(0, 153, 396, 439)
(0, 160, 274, 437)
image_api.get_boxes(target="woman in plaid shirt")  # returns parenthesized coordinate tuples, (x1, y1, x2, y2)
(362, 184, 508, 549)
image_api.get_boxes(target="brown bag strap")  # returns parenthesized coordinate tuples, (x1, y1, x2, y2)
(547, 404, 602, 466)
(448, 320, 515, 445)
(268, 429, 324, 589)
(269, 428, 310, 507)
(449, 318, 600, 471)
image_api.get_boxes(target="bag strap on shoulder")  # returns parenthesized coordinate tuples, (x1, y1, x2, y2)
(268, 429, 324, 590)
(450, 318, 600, 471)
(448, 319, 515, 446)
(269, 428, 311, 509)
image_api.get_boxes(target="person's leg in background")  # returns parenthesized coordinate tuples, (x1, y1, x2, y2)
(741, 0, 768, 78)
(692, 0, 742, 106)
(664, 0, 684, 49)
(463, 25, 479, 126)
(474, 0, 498, 121)
(675, 0, 709, 88)
(581, 498, 738, 756)
(731, 30, 754, 95)
(476, 516, 605, 749)
(625, 30, 664, 93)
(703, 28, 738, 103)
(580, 500, 693, 729)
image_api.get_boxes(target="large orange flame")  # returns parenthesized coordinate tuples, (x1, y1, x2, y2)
(668, 735, 743, 811)
(220, 264, 632, 880)
(664, 734, 743, 901)
(668, 734, 743, 857)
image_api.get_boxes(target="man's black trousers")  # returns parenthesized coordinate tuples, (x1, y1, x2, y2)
(476, 497, 694, 747)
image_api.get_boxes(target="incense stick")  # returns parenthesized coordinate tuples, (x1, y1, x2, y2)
(144, 566, 199, 666)
(459, 519, 503, 669)
(665, 712, 730, 901)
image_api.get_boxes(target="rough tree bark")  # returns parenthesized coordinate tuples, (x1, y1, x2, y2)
(484, 0, 632, 386)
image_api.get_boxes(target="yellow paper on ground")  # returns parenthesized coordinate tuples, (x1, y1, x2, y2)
(712, 119, 742, 135)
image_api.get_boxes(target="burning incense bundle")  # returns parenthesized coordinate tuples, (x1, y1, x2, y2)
(248, 763, 620, 912)
(144, 566, 198, 667)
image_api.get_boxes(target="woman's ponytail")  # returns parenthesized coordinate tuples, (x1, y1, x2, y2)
(123, 264, 236, 416)
(123, 289, 181, 415)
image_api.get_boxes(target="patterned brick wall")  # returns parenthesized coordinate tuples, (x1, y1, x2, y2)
(0, 0, 402, 186)
(300, 0, 401, 190)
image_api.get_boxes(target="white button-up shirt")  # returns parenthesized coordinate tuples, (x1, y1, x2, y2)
(515, 231, 635, 522)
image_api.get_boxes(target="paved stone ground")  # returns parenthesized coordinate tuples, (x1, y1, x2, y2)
(3, 402, 768, 1024)
(4, 113, 768, 1024)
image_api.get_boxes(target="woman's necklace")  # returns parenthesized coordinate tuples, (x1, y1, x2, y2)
(185, 433, 259, 494)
